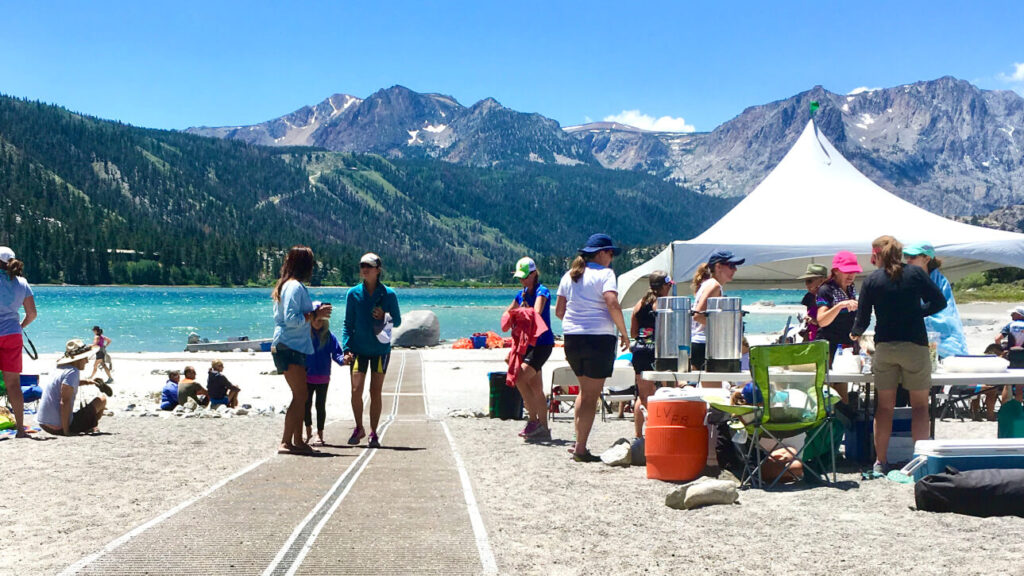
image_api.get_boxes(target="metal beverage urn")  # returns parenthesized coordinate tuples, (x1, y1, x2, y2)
(654, 296, 692, 371)
(704, 296, 745, 372)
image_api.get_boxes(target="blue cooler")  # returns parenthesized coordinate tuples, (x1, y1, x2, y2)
(902, 439, 1024, 482)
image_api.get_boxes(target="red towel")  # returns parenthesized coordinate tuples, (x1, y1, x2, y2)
(501, 308, 549, 387)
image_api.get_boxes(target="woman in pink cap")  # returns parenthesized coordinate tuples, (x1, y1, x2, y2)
(814, 250, 862, 404)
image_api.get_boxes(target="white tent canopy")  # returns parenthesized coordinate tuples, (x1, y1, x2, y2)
(619, 120, 1024, 305)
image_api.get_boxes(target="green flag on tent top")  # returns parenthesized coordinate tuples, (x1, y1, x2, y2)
(810, 101, 820, 116)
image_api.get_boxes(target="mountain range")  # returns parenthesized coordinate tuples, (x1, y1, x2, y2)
(190, 77, 1024, 215)
(0, 95, 729, 285)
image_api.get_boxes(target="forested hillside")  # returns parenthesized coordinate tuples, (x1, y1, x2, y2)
(0, 95, 732, 285)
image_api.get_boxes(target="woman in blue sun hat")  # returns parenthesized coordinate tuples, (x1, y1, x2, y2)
(556, 234, 630, 463)
(504, 256, 554, 441)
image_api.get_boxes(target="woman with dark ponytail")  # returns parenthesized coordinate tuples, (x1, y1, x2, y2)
(630, 270, 674, 439)
(852, 235, 946, 478)
(0, 247, 37, 438)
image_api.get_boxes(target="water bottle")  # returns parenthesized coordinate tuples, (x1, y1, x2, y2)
(834, 345, 844, 366)
(860, 350, 872, 374)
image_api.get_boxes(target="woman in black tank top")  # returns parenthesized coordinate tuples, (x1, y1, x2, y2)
(630, 270, 674, 439)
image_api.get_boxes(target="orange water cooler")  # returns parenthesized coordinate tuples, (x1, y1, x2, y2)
(645, 396, 708, 481)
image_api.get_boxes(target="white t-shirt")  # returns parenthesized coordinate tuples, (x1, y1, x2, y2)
(557, 263, 618, 335)
(691, 280, 720, 344)
(37, 367, 80, 429)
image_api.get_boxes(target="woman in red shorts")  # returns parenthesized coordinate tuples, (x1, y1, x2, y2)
(0, 247, 38, 438)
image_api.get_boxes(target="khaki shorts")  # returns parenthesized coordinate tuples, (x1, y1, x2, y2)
(874, 341, 931, 391)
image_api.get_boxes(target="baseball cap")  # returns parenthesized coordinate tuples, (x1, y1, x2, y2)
(707, 250, 745, 267)
(359, 253, 382, 268)
(903, 242, 936, 259)
(648, 270, 674, 290)
(796, 263, 829, 280)
(0, 247, 14, 263)
(831, 251, 863, 274)
(512, 257, 537, 279)
(1010, 306, 1024, 317)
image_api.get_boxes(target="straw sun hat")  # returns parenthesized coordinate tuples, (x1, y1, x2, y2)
(56, 339, 97, 367)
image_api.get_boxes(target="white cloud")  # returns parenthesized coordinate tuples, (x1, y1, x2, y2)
(848, 86, 881, 95)
(998, 62, 1024, 83)
(602, 110, 695, 132)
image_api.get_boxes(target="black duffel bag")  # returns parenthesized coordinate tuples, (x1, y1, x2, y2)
(915, 468, 1024, 517)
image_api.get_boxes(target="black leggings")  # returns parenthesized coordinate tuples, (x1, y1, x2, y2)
(304, 382, 329, 430)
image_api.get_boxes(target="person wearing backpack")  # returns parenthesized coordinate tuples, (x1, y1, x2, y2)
(342, 253, 402, 449)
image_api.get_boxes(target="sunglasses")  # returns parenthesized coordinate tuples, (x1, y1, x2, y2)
(359, 263, 377, 269)
(725, 263, 738, 270)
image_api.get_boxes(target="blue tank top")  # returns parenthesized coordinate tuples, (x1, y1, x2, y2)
(515, 284, 555, 347)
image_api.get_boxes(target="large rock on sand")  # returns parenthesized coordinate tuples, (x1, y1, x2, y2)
(601, 438, 632, 467)
(391, 310, 440, 348)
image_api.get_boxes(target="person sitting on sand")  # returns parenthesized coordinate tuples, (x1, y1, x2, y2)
(160, 370, 180, 411)
(177, 366, 209, 407)
(37, 339, 110, 436)
(207, 359, 240, 408)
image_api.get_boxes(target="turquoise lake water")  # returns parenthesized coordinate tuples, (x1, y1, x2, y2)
(22, 287, 806, 352)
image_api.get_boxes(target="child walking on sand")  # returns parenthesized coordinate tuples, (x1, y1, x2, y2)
(305, 313, 346, 445)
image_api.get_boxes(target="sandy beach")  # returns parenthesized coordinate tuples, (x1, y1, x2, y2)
(2, 301, 1023, 575)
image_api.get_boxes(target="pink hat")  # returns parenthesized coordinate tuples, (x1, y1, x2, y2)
(831, 251, 862, 274)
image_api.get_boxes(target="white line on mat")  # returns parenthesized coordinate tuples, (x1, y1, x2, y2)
(59, 455, 271, 576)
(441, 420, 498, 574)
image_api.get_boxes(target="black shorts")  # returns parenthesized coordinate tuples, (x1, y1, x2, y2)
(522, 345, 553, 371)
(272, 344, 306, 373)
(95, 349, 106, 362)
(631, 340, 655, 374)
(70, 404, 99, 434)
(690, 342, 707, 371)
(564, 334, 616, 380)
(352, 353, 390, 374)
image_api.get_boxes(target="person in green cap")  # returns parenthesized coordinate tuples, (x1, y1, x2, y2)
(796, 263, 829, 341)
(504, 257, 554, 441)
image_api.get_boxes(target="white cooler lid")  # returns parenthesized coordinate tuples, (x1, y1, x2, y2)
(914, 438, 1024, 456)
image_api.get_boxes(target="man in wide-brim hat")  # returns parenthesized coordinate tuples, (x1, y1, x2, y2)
(37, 339, 110, 436)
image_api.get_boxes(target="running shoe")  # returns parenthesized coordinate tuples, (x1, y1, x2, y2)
(572, 450, 601, 463)
(518, 420, 539, 438)
(367, 432, 381, 449)
(347, 426, 365, 445)
(525, 424, 551, 441)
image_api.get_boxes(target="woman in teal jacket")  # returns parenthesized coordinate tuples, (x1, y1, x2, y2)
(342, 253, 401, 448)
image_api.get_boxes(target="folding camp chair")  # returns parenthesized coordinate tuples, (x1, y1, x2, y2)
(710, 341, 838, 489)
(600, 367, 636, 422)
(548, 366, 579, 420)
(0, 373, 41, 413)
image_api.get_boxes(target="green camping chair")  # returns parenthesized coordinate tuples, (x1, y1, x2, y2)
(710, 341, 838, 488)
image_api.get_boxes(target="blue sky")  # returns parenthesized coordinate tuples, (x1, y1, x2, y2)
(2, 1, 1022, 132)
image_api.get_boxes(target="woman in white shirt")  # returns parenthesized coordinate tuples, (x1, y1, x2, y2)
(555, 234, 630, 463)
